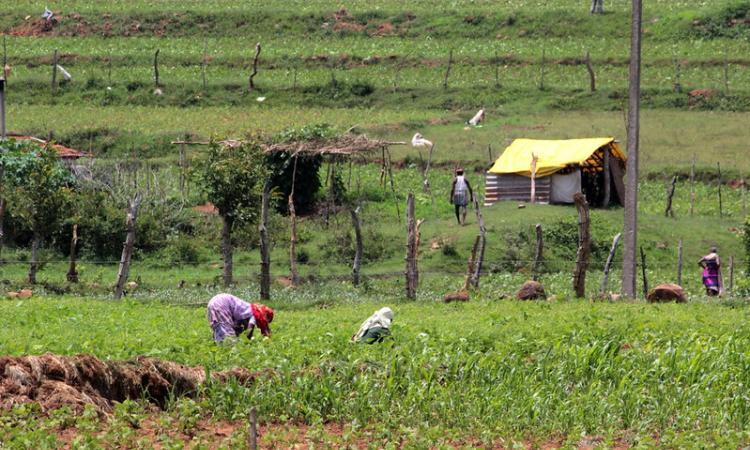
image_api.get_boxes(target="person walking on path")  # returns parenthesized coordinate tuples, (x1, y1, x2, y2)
(352, 307, 394, 344)
(207, 293, 274, 343)
(698, 247, 722, 296)
(450, 168, 473, 225)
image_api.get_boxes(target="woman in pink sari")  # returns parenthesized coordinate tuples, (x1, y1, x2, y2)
(698, 247, 721, 296)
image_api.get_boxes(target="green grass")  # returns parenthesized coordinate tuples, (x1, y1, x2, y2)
(2, 296, 750, 447)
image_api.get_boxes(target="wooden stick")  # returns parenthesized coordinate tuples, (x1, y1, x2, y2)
(729, 256, 734, 292)
(601, 233, 622, 295)
(533, 224, 543, 281)
(585, 50, 596, 92)
(107, 50, 112, 86)
(539, 48, 546, 91)
(248, 42, 261, 92)
(405, 193, 418, 299)
(742, 177, 747, 218)
(259, 182, 271, 300)
(153, 49, 160, 87)
(723, 48, 729, 94)
(470, 197, 486, 288)
(677, 239, 683, 286)
(179, 141, 186, 199)
(640, 245, 648, 299)
(463, 235, 480, 291)
(494, 49, 500, 88)
(114, 194, 142, 299)
(247, 407, 257, 450)
(350, 206, 363, 286)
(530, 153, 538, 204)
(201, 40, 208, 91)
(288, 156, 299, 287)
(66, 224, 79, 282)
(51, 49, 58, 94)
(665, 175, 677, 218)
(487, 144, 494, 163)
(602, 147, 611, 207)
(573, 193, 590, 298)
(386, 148, 400, 222)
(443, 49, 453, 90)
(717, 162, 723, 217)
(689, 153, 696, 216)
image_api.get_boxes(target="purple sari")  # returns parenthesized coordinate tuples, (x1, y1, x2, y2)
(702, 260, 720, 293)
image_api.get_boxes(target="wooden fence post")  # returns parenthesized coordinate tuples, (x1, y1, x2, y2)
(470, 197, 486, 288)
(539, 48, 546, 91)
(463, 236, 480, 292)
(153, 49, 160, 88)
(728, 256, 734, 292)
(494, 49, 500, 88)
(602, 147, 611, 207)
(51, 49, 58, 94)
(201, 40, 208, 91)
(405, 193, 418, 299)
(443, 49, 453, 90)
(640, 245, 648, 299)
(533, 224, 543, 281)
(601, 233, 622, 295)
(247, 407, 258, 450)
(689, 154, 696, 216)
(248, 42, 261, 92)
(66, 224, 79, 283)
(665, 175, 677, 217)
(350, 206, 363, 286)
(677, 239, 683, 286)
(530, 153, 538, 204)
(723, 48, 730, 94)
(114, 194, 142, 299)
(717, 162, 723, 217)
(742, 177, 747, 217)
(585, 50, 596, 92)
(573, 193, 591, 298)
(259, 183, 271, 300)
(288, 157, 299, 287)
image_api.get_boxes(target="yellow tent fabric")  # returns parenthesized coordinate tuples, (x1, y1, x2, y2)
(488, 138, 625, 178)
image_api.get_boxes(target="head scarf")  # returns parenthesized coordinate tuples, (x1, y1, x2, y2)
(251, 303, 274, 336)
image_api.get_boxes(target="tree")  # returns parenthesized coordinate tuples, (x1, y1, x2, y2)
(199, 140, 267, 286)
(622, 0, 642, 298)
(0, 139, 74, 283)
(590, 0, 604, 14)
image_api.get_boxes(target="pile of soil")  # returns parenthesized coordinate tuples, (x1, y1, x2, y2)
(0, 353, 264, 413)
(517, 280, 547, 300)
(647, 283, 687, 303)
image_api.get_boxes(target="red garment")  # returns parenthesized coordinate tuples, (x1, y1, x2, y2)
(251, 304, 274, 336)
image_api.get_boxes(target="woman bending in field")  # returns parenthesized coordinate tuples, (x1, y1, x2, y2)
(352, 307, 394, 344)
(698, 247, 722, 296)
(207, 293, 273, 343)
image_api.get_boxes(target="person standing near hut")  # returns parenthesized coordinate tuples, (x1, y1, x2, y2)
(207, 293, 274, 343)
(698, 247, 722, 296)
(450, 168, 473, 225)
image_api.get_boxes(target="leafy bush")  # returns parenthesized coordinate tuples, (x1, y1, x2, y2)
(319, 226, 396, 263)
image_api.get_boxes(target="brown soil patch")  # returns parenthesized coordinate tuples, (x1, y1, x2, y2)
(193, 202, 219, 215)
(370, 22, 396, 37)
(8, 18, 56, 37)
(0, 353, 264, 414)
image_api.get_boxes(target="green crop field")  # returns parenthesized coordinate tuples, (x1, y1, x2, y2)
(2, 0, 750, 447)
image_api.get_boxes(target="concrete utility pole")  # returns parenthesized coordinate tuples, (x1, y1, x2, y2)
(622, 0, 642, 298)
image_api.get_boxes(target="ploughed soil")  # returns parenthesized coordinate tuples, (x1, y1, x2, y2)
(0, 353, 265, 413)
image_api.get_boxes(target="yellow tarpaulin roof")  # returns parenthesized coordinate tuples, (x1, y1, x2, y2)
(488, 138, 625, 178)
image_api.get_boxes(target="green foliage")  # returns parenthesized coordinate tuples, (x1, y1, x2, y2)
(198, 140, 268, 224)
(0, 139, 75, 243)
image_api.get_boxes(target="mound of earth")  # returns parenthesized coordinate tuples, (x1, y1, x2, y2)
(647, 283, 687, 303)
(0, 353, 265, 413)
(517, 280, 546, 300)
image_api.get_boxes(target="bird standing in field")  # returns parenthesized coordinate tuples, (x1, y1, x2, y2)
(411, 132, 433, 148)
(467, 109, 485, 126)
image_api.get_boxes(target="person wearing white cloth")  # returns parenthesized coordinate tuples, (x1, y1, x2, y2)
(450, 168, 473, 225)
(351, 307, 394, 344)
